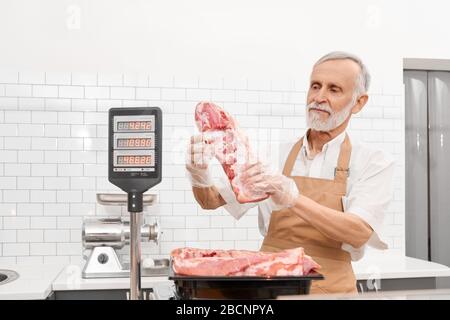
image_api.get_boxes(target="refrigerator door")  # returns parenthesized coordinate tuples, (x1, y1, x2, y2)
(428, 71, 450, 267)
(404, 70, 429, 261)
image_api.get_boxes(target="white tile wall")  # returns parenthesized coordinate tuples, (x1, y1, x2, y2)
(0, 71, 405, 263)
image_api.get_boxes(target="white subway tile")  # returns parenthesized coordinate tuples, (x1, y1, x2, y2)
(236, 90, 259, 103)
(234, 240, 260, 250)
(71, 99, 96, 111)
(271, 104, 295, 116)
(124, 73, 149, 87)
(18, 229, 44, 242)
(110, 87, 135, 99)
(33, 85, 58, 98)
(159, 190, 184, 203)
(44, 177, 70, 189)
(0, 230, 17, 243)
(84, 138, 107, 151)
(96, 125, 108, 138)
(70, 229, 82, 242)
(4, 163, 30, 176)
(4, 137, 31, 150)
(0, 124, 18, 136)
(30, 190, 56, 202)
(6, 84, 32, 97)
(235, 115, 258, 127)
(32, 111, 57, 124)
(98, 73, 123, 86)
(30, 243, 57, 256)
(0, 97, 18, 110)
(172, 204, 197, 216)
(211, 89, 235, 102)
(31, 137, 57, 150)
(18, 124, 44, 136)
(96, 99, 122, 111)
(235, 215, 257, 228)
(160, 217, 185, 229)
(19, 71, 44, 84)
(19, 97, 45, 110)
(260, 116, 282, 128)
(57, 191, 82, 203)
(5, 110, 31, 123)
(71, 73, 97, 86)
(58, 164, 83, 176)
(45, 98, 71, 111)
(70, 177, 95, 189)
(172, 229, 198, 241)
(44, 229, 70, 242)
(43, 72, 71, 85)
(57, 217, 82, 229)
(0, 150, 18, 162)
(185, 216, 210, 229)
(84, 112, 107, 125)
(96, 151, 107, 164)
(17, 177, 43, 190)
(136, 87, 161, 100)
(210, 216, 235, 228)
(70, 203, 95, 216)
(84, 164, 107, 177)
(160, 242, 185, 255)
(44, 256, 70, 264)
(0, 203, 17, 216)
(248, 103, 271, 115)
(360, 106, 383, 118)
(247, 228, 263, 240)
(58, 138, 83, 150)
(122, 100, 149, 107)
(3, 243, 29, 256)
(70, 151, 96, 163)
(44, 203, 70, 216)
(30, 217, 56, 229)
(58, 111, 84, 124)
(259, 91, 283, 104)
(17, 203, 44, 216)
(283, 91, 306, 104)
(44, 151, 70, 163)
(85, 86, 110, 99)
(44, 124, 71, 137)
(57, 243, 81, 255)
(198, 228, 222, 241)
(223, 229, 247, 240)
(161, 88, 186, 101)
(0, 177, 17, 189)
(3, 216, 30, 229)
(186, 88, 211, 101)
(59, 86, 84, 99)
(4, 190, 30, 202)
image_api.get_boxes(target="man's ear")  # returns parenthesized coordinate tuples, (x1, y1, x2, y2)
(351, 94, 369, 114)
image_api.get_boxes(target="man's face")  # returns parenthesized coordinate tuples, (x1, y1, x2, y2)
(306, 59, 361, 131)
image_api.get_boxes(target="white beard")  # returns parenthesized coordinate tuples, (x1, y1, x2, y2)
(306, 95, 357, 132)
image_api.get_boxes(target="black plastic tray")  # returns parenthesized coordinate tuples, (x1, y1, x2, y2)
(168, 259, 324, 299)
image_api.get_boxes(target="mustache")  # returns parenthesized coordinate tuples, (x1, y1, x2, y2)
(307, 102, 333, 114)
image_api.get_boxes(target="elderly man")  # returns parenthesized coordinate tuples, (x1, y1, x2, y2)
(186, 51, 394, 294)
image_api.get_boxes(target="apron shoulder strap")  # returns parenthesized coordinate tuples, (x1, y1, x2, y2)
(282, 137, 304, 177)
(334, 133, 352, 183)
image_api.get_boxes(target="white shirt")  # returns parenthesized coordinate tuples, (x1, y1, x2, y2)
(215, 130, 395, 261)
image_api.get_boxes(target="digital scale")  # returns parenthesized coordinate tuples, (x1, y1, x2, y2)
(81, 107, 163, 300)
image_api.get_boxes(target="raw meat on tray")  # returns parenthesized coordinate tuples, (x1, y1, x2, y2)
(171, 247, 320, 277)
(195, 101, 269, 204)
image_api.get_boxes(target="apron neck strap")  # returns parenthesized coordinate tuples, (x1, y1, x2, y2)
(282, 131, 352, 184)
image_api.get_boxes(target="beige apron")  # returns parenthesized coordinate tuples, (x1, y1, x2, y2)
(261, 133, 357, 294)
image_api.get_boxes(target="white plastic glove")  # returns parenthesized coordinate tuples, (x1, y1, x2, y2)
(239, 162, 299, 209)
(185, 132, 222, 188)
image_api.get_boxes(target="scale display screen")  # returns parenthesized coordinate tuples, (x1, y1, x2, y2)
(109, 108, 162, 193)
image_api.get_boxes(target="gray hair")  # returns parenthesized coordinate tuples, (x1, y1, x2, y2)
(314, 51, 371, 96)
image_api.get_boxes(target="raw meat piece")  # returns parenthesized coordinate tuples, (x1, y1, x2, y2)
(171, 247, 320, 277)
(195, 101, 269, 203)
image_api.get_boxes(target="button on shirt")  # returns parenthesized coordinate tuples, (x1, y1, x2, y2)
(215, 130, 395, 261)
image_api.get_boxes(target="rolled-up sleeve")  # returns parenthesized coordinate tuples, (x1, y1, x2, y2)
(342, 149, 395, 260)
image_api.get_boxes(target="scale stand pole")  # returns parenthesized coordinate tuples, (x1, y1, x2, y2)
(128, 191, 143, 300)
